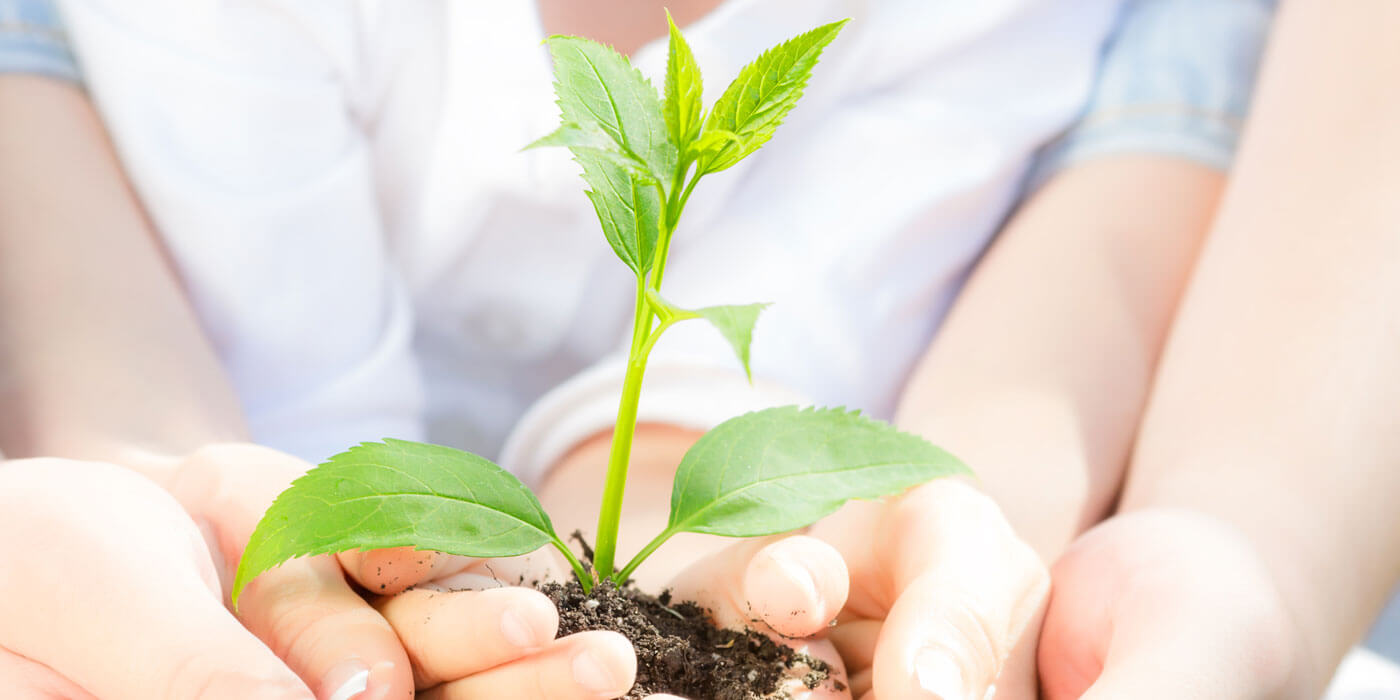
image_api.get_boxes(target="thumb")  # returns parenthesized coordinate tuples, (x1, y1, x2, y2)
(667, 534, 849, 639)
(0, 458, 313, 700)
(814, 480, 1047, 700)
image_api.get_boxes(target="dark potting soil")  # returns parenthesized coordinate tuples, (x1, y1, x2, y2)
(539, 578, 839, 699)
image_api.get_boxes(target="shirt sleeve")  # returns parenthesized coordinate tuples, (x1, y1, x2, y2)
(1026, 0, 1279, 189)
(55, 0, 424, 462)
(0, 0, 80, 82)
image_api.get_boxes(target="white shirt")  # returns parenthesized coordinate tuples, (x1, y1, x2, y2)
(56, 0, 1121, 481)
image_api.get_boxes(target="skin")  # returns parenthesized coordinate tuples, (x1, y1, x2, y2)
(1048, 1, 1400, 697)
(877, 151, 1224, 698)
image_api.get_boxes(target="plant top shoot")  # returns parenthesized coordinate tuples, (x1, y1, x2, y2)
(233, 13, 969, 604)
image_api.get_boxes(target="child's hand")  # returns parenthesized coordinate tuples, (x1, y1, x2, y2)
(810, 479, 1048, 700)
(368, 553, 637, 700)
(366, 422, 857, 700)
(371, 536, 852, 700)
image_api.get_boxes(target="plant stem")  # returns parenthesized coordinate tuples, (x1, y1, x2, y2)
(592, 277, 656, 579)
(592, 161, 702, 583)
(550, 536, 594, 593)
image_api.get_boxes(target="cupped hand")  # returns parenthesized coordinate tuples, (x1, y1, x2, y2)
(1038, 508, 1313, 700)
(809, 479, 1049, 700)
(0, 445, 641, 700)
(170, 443, 648, 700)
(370, 534, 853, 699)
(0, 457, 317, 699)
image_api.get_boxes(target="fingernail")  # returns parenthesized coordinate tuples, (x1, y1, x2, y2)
(771, 551, 822, 609)
(500, 607, 542, 648)
(915, 648, 966, 700)
(322, 659, 369, 700)
(362, 661, 397, 700)
(572, 649, 621, 696)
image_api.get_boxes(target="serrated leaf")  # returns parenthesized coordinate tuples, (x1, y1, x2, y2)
(232, 440, 559, 605)
(694, 303, 769, 381)
(544, 36, 674, 275)
(578, 155, 664, 275)
(699, 19, 848, 174)
(527, 122, 660, 186)
(687, 128, 745, 162)
(664, 11, 703, 149)
(546, 36, 675, 184)
(667, 406, 969, 538)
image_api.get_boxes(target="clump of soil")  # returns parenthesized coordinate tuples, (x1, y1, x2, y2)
(539, 578, 838, 699)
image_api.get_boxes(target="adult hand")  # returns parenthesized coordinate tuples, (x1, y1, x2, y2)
(0, 457, 317, 699)
(810, 479, 1049, 700)
(166, 444, 646, 700)
(0, 445, 640, 700)
(1038, 508, 1312, 700)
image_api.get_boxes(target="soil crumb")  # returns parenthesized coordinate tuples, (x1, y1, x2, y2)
(539, 579, 837, 699)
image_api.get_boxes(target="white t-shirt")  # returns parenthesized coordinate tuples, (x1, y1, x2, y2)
(56, 0, 1121, 480)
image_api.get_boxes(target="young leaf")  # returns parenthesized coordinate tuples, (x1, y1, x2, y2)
(687, 128, 744, 162)
(546, 36, 675, 184)
(694, 303, 769, 381)
(698, 19, 848, 174)
(667, 406, 969, 538)
(544, 36, 674, 275)
(527, 122, 660, 185)
(579, 156, 664, 275)
(663, 11, 703, 149)
(232, 440, 563, 606)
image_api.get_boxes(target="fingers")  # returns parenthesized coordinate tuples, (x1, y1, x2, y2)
(339, 547, 442, 596)
(780, 638, 853, 700)
(1040, 509, 1305, 700)
(417, 631, 637, 700)
(375, 586, 559, 687)
(0, 647, 97, 700)
(668, 535, 849, 639)
(0, 458, 314, 700)
(167, 444, 414, 700)
(827, 619, 880, 696)
(235, 557, 411, 700)
(815, 480, 1048, 700)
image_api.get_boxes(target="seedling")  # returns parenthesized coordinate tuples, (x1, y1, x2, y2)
(232, 15, 968, 604)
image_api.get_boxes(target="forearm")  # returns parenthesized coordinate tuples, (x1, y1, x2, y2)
(1122, 0, 1400, 688)
(897, 155, 1223, 560)
(0, 75, 245, 468)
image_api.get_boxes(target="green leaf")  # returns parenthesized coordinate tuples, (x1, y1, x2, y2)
(667, 406, 969, 538)
(687, 128, 744, 162)
(545, 36, 675, 184)
(663, 11, 703, 149)
(544, 36, 674, 275)
(232, 440, 561, 606)
(694, 303, 769, 381)
(699, 19, 848, 174)
(527, 122, 660, 185)
(578, 155, 664, 275)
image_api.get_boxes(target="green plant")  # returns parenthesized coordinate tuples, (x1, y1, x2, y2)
(232, 14, 969, 604)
